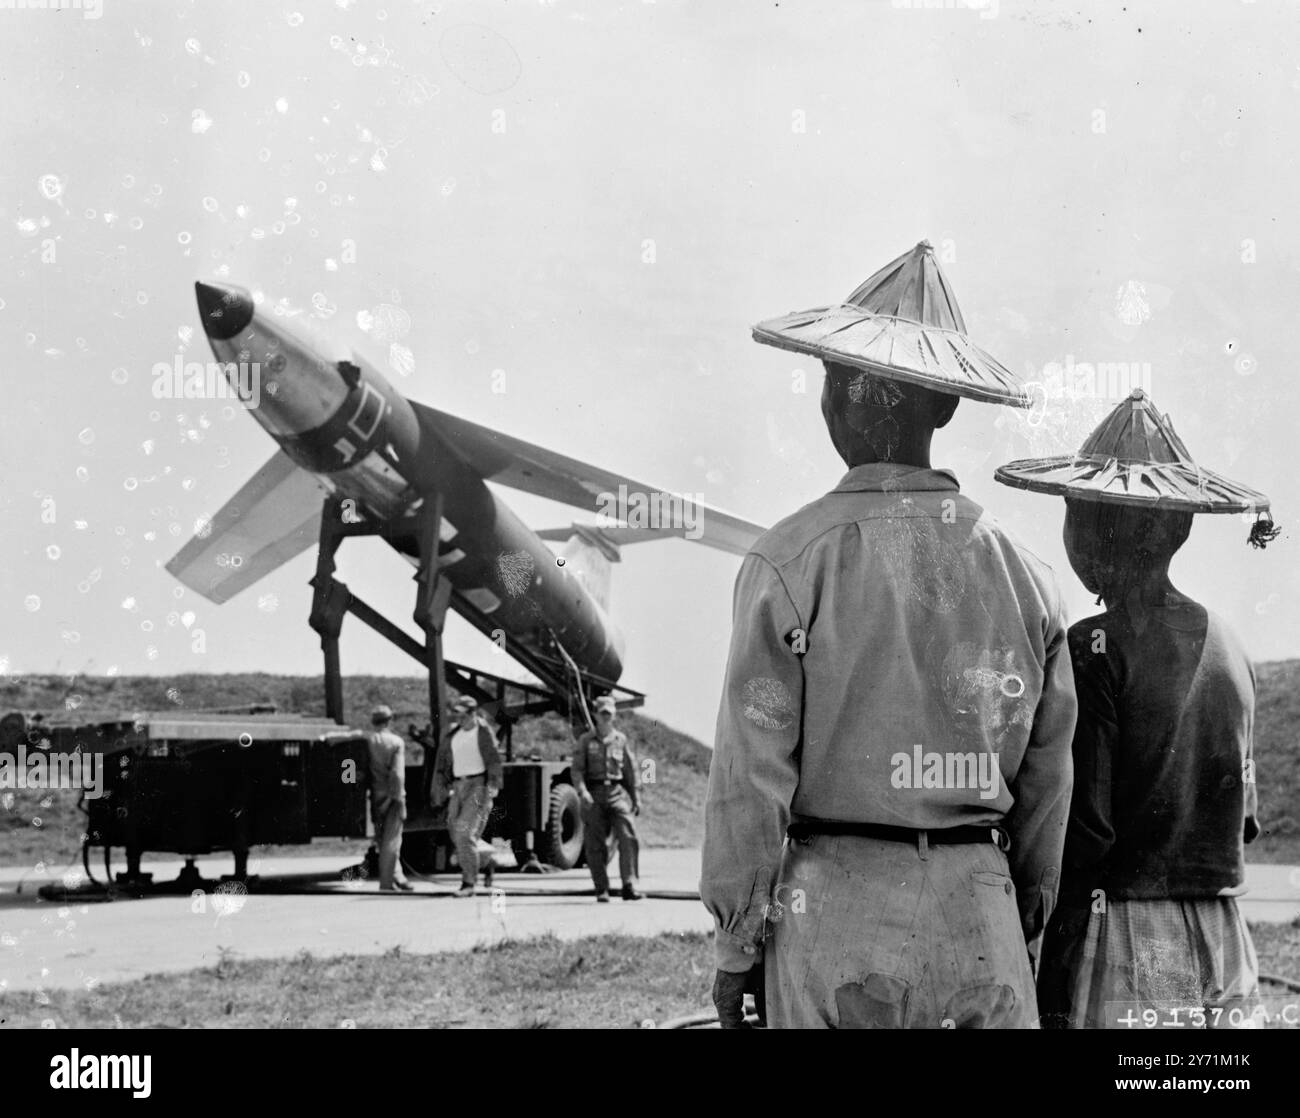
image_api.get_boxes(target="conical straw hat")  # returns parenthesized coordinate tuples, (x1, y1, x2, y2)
(994, 389, 1271, 515)
(752, 240, 1029, 407)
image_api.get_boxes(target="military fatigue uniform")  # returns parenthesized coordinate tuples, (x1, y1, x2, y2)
(573, 727, 640, 894)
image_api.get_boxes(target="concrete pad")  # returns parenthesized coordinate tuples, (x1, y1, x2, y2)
(1, 851, 1295, 995)
(1241, 863, 1300, 925)
(0, 848, 711, 993)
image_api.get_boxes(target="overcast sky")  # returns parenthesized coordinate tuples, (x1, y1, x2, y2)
(2, 0, 1296, 745)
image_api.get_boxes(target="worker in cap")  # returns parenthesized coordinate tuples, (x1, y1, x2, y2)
(572, 695, 642, 901)
(995, 389, 1276, 1028)
(703, 240, 1077, 1028)
(431, 694, 503, 897)
(367, 704, 412, 892)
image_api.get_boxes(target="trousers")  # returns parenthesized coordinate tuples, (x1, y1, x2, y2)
(372, 797, 406, 889)
(582, 785, 639, 893)
(448, 775, 492, 885)
(767, 832, 1038, 1028)
(1038, 895, 1260, 1029)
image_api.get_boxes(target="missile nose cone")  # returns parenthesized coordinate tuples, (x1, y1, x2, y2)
(195, 281, 254, 340)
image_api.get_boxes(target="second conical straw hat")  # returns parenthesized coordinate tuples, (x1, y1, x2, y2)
(994, 389, 1270, 514)
(752, 240, 1029, 407)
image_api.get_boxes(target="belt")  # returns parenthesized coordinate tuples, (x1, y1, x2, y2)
(787, 818, 1011, 853)
(586, 778, 623, 785)
(453, 772, 486, 781)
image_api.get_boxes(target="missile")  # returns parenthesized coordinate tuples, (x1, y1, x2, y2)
(193, 281, 626, 681)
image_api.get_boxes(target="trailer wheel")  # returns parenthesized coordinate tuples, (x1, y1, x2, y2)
(542, 783, 584, 870)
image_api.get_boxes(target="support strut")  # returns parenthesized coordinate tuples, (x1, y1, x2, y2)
(309, 497, 351, 724)
(411, 493, 451, 808)
(305, 493, 646, 762)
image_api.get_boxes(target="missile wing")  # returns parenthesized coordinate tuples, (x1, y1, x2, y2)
(166, 449, 330, 604)
(414, 402, 764, 556)
(171, 404, 766, 607)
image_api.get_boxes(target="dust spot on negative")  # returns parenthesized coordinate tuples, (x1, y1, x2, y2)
(741, 678, 795, 731)
(1131, 934, 1198, 1006)
(869, 499, 966, 613)
(999, 674, 1025, 699)
(909, 538, 965, 612)
(496, 550, 535, 597)
(847, 371, 904, 408)
(937, 643, 1032, 741)
(439, 25, 522, 95)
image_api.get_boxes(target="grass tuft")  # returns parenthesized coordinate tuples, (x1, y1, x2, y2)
(1, 924, 1296, 1029)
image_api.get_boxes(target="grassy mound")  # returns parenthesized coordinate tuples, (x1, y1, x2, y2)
(4, 660, 1300, 868)
(0, 674, 712, 868)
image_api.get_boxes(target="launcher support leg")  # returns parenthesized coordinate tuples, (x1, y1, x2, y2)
(413, 494, 452, 803)
(310, 498, 352, 724)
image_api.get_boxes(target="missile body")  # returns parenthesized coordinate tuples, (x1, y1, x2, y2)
(195, 282, 624, 681)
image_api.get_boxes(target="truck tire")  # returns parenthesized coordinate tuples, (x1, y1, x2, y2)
(542, 782, 584, 870)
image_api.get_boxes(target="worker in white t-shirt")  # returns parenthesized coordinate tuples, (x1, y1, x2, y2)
(431, 696, 504, 897)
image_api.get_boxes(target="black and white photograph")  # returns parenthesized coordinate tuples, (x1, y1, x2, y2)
(1, 0, 1298, 1081)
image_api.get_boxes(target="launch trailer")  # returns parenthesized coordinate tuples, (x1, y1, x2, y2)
(0, 690, 632, 889)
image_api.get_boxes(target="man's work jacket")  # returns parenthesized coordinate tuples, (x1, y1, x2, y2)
(431, 718, 504, 805)
(368, 728, 407, 818)
(700, 463, 1077, 972)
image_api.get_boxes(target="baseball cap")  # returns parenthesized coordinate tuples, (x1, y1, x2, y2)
(593, 696, 617, 714)
(451, 696, 478, 714)
(370, 704, 394, 725)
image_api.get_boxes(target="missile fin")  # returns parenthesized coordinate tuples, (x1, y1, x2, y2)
(166, 450, 330, 603)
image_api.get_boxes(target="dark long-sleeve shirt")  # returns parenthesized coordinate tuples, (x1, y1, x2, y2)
(701, 463, 1077, 971)
(1062, 602, 1258, 901)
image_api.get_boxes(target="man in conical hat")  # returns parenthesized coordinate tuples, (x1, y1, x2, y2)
(702, 241, 1078, 1029)
(995, 389, 1276, 1028)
